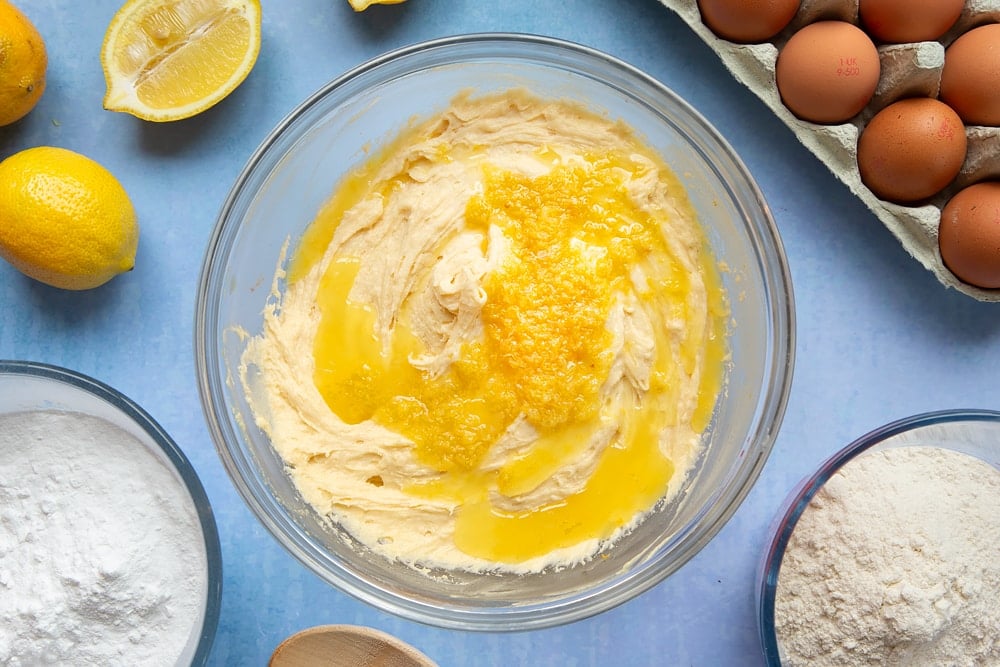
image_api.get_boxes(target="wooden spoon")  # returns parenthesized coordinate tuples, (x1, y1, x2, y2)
(269, 624, 438, 667)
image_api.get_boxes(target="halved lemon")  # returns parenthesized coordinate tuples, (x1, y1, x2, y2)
(101, 0, 261, 122)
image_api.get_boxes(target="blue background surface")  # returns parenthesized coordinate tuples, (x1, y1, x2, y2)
(2, 1, 998, 665)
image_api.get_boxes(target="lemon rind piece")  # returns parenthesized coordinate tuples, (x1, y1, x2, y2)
(348, 0, 408, 11)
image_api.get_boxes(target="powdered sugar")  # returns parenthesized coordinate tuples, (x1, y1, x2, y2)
(774, 446, 1000, 666)
(0, 410, 208, 666)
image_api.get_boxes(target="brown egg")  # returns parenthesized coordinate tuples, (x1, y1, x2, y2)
(698, 0, 801, 43)
(939, 182, 1000, 289)
(858, 0, 964, 43)
(940, 24, 1000, 127)
(857, 98, 967, 203)
(776, 21, 880, 124)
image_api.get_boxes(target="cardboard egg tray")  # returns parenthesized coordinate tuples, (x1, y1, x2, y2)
(658, 0, 1000, 302)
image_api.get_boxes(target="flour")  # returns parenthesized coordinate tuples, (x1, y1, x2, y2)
(0, 410, 208, 666)
(774, 446, 1000, 666)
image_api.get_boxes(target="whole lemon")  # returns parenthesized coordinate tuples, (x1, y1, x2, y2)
(0, 147, 139, 290)
(0, 0, 47, 126)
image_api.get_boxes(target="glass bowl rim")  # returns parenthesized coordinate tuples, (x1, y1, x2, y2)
(0, 358, 223, 665)
(756, 408, 1000, 664)
(196, 31, 795, 630)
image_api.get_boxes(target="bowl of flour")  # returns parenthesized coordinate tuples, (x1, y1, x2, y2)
(757, 410, 1000, 667)
(0, 360, 222, 666)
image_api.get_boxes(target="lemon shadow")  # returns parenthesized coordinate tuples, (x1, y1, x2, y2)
(0, 108, 52, 158)
(0, 127, 20, 159)
(22, 272, 133, 323)
(131, 72, 262, 159)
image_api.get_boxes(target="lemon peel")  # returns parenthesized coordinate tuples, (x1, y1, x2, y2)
(0, 147, 139, 291)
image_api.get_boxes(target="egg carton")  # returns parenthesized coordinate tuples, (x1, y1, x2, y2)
(658, 0, 1000, 302)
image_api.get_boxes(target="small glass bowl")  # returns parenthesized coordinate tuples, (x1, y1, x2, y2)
(0, 360, 222, 665)
(757, 409, 1000, 665)
(196, 33, 794, 630)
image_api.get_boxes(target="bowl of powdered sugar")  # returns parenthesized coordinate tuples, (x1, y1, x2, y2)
(757, 410, 1000, 667)
(0, 360, 221, 665)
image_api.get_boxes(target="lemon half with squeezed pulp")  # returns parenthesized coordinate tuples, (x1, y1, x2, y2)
(101, 0, 261, 122)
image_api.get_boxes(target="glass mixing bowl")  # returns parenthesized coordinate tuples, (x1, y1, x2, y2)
(0, 360, 222, 665)
(195, 33, 794, 630)
(757, 410, 1000, 664)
